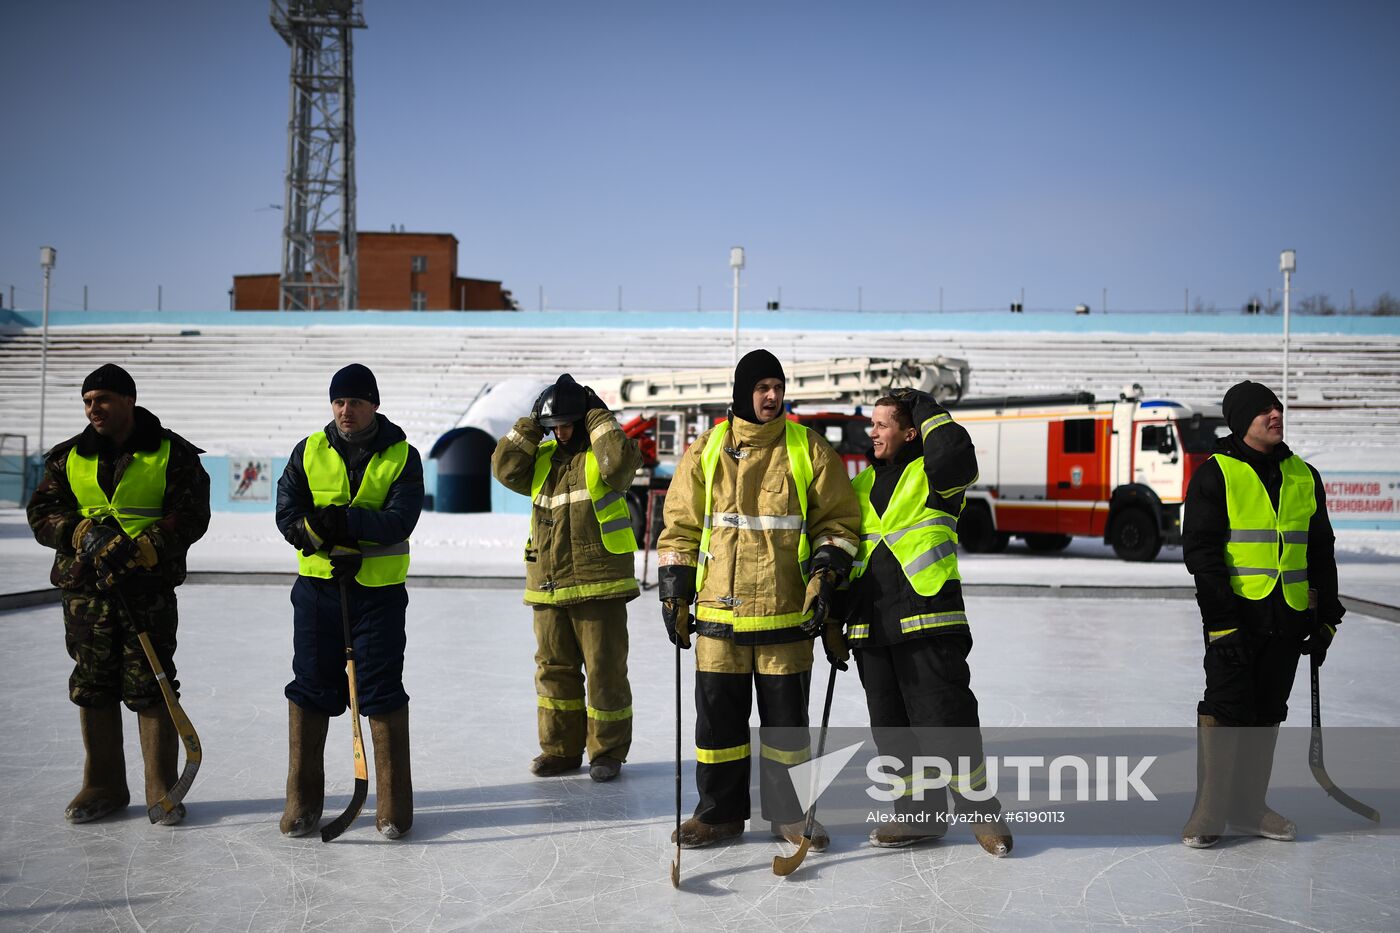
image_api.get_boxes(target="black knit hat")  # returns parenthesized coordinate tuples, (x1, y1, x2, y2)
(1222, 380, 1282, 439)
(329, 363, 380, 405)
(81, 363, 136, 398)
(731, 349, 786, 422)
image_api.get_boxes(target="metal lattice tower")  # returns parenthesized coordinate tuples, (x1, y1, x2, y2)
(270, 0, 365, 311)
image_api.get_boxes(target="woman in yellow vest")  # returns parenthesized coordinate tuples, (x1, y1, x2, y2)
(275, 363, 423, 839)
(846, 390, 1011, 857)
(492, 374, 642, 782)
(27, 363, 210, 826)
(1181, 380, 1343, 848)
(657, 349, 861, 850)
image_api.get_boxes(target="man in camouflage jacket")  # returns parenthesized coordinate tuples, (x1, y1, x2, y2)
(27, 363, 210, 825)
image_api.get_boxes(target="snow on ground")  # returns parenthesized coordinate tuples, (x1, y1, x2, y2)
(2, 584, 1398, 932)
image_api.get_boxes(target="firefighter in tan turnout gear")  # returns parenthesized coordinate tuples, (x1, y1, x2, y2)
(493, 374, 642, 782)
(658, 349, 861, 849)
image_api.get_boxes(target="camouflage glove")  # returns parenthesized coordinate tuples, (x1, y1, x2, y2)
(822, 623, 849, 672)
(80, 526, 157, 592)
(328, 543, 363, 581)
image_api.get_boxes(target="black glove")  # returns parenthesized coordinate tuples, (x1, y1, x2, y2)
(310, 505, 351, 547)
(1205, 628, 1250, 667)
(583, 386, 609, 413)
(663, 598, 692, 649)
(659, 564, 697, 649)
(822, 624, 849, 672)
(292, 517, 322, 557)
(801, 546, 853, 636)
(1299, 618, 1335, 667)
(328, 544, 363, 581)
(891, 387, 947, 438)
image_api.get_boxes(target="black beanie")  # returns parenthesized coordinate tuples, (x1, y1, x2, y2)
(1222, 380, 1282, 439)
(731, 349, 786, 422)
(81, 363, 136, 398)
(329, 363, 380, 405)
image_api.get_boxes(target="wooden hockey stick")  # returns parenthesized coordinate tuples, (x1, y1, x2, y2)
(1309, 657, 1380, 823)
(773, 661, 839, 877)
(112, 588, 203, 823)
(321, 576, 369, 842)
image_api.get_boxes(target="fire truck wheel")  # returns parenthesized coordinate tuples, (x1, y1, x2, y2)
(958, 502, 1009, 554)
(1023, 533, 1073, 553)
(1110, 508, 1162, 562)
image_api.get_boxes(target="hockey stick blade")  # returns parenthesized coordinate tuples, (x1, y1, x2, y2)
(1310, 658, 1381, 823)
(670, 855, 679, 889)
(130, 623, 203, 824)
(320, 776, 369, 842)
(1309, 728, 1380, 823)
(772, 835, 812, 877)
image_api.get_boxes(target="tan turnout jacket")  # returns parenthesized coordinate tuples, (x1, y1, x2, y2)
(658, 415, 860, 645)
(493, 408, 643, 607)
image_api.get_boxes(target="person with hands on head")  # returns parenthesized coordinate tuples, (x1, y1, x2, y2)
(657, 348, 860, 851)
(27, 363, 210, 826)
(275, 363, 423, 839)
(845, 388, 1012, 857)
(492, 374, 642, 783)
(1180, 379, 1344, 848)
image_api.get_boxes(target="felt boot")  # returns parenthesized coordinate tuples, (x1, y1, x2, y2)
(65, 704, 130, 823)
(369, 705, 413, 839)
(279, 701, 329, 837)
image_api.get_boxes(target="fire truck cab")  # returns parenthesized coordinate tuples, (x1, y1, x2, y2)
(953, 385, 1226, 561)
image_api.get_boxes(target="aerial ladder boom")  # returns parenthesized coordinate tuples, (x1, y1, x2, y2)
(593, 356, 969, 412)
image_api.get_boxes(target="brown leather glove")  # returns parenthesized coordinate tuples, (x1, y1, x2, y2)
(822, 623, 849, 671)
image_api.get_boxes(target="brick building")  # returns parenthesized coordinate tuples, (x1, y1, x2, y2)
(233, 231, 517, 311)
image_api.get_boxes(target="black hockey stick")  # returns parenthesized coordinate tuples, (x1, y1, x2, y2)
(773, 660, 839, 877)
(670, 636, 682, 889)
(321, 575, 369, 842)
(112, 587, 203, 823)
(1309, 656, 1380, 822)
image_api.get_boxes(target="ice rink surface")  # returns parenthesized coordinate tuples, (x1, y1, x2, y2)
(2, 577, 1399, 932)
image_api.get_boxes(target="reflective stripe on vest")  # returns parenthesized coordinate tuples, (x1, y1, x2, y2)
(529, 440, 639, 555)
(66, 439, 171, 537)
(297, 432, 411, 587)
(1216, 453, 1315, 611)
(848, 457, 961, 597)
(694, 419, 815, 633)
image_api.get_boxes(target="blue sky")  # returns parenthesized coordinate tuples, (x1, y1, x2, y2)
(2, 1, 1397, 313)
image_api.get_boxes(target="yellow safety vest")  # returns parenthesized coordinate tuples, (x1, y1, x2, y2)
(848, 457, 963, 641)
(297, 432, 411, 587)
(530, 440, 638, 555)
(66, 440, 170, 537)
(1216, 453, 1314, 611)
(693, 419, 815, 635)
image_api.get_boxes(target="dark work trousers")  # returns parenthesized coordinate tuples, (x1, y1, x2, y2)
(1198, 629, 1303, 726)
(286, 575, 409, 717)
(855, 633, 1000, 819)
(694, 635, 812, 826)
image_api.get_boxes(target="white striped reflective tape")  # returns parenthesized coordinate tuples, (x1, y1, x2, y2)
(534, 488, 592, 509)
(589, 420, 618, 445)
(506, 428, 537, 455)
(706, 512, 805, 531)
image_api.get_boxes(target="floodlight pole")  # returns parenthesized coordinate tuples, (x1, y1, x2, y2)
(38, 246, 56, 456)
(1280, 249, 1295, 427)
(730, 246, 745, 367)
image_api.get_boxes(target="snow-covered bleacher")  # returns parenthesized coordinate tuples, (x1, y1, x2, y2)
(2, 321, 1398, 459)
